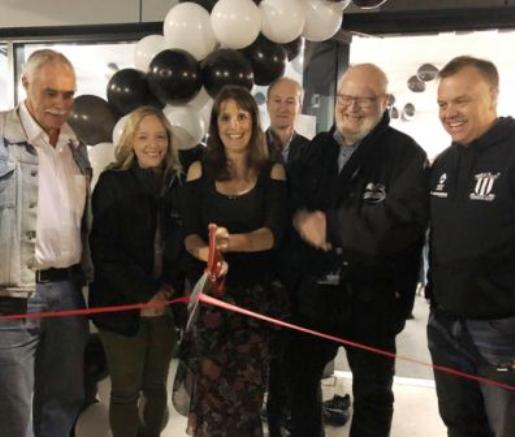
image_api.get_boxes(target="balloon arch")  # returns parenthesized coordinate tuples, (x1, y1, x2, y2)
(68, 0, 388, 186)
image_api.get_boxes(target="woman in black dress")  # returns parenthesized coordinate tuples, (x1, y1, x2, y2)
(89, 106, 183, 437)
(181, 86, 288, 436)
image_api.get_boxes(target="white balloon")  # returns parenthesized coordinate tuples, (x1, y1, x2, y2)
(134, 34, 166, 72)
(163, 105, 206, 150)
(112, 114, 130, 148)
(302, 0, 343, 42)
(260, 0, 306, 44)
(198, 99, 214, 132)
(163, 3, 217, 61)
(333, 0, 352, 10)
(211, 0, 261, 50)
(188, 87, 211, 111)
(74, 402, 110, 437)
(87, 143, 115, 188)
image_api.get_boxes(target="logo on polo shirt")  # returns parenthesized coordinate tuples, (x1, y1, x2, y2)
(470, 172, 500, 201)
(430, 173, 448, 198)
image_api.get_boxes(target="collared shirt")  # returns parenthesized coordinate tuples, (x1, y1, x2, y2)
(266, 128, 295, 163)
(19, 102, 86, 269)
(333, 130, 360, 173)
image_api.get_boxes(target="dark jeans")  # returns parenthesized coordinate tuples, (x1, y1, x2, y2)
(0, 279, 88, 437)
(428, 310, 515, 437)
(285, 284, 397, 437)
(99, 314, 176, 437)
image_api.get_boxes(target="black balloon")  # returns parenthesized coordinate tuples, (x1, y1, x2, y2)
(241, 35, 286, 86)
(146, 92, 166, 110)
(202, 49, 254, 98)
(417, 63, 439, 82)
(178, 0, 218, 12)
(407, 75, 426, 93)
(390, 106, 399, 119)
(283, 37, 303, 61)
(107, 68, 150, 116)
(68, 95, 118, 145)
(352, 0, 388, 9)
(148, 49, 202, 105)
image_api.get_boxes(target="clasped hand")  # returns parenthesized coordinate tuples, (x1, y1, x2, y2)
(141, 286, 172, 317)
(293, 210, 331, 251)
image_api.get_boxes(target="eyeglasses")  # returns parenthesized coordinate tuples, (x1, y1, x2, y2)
(336, 94, 382, 109)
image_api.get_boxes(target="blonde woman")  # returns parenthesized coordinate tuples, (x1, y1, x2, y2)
(89, 106, 183, 437)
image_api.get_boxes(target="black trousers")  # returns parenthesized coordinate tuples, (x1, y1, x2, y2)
(285, 283, 398, 437)
(266, 330, 290, 437)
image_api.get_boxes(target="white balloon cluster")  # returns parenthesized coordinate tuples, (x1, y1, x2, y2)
(128, 0, 351, 155)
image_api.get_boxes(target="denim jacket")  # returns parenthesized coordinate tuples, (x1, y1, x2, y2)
(0, 107, 92, 294)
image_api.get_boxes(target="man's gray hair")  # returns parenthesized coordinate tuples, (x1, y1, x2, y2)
(267, 76, 305, 103)
(22, 49, 74, 80)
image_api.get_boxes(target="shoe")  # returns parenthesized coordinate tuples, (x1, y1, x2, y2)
(323, 394, 351, 412)
(323, 394, 351, 427)
(323, 406, 350, 427)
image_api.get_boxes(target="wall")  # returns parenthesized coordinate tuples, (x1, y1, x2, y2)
(0, 0, 179, 28)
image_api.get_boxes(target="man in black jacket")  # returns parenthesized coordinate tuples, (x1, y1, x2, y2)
(266, 77, 309, 168)
(428, 56, 515, 437)
(265, 76, 310, 437)
(285, 63, 428, 437)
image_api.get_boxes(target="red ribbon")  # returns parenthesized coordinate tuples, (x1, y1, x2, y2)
(1, 292, 513, 392)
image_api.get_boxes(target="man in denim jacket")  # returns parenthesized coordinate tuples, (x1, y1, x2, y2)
(0, 49, 91, 437)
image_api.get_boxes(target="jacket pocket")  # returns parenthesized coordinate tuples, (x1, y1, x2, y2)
(0, 158, 15, 208)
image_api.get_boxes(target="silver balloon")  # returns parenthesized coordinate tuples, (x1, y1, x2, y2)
(402, 103, 416, 121)
(407, 75, 426, 93)
(417, 63, 439, 82)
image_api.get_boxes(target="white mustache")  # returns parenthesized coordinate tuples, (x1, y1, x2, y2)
(46, 109, 67, 116)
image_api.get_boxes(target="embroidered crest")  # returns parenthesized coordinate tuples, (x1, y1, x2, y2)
(470, 172, 500, 202)
(363, 182, 386, 203)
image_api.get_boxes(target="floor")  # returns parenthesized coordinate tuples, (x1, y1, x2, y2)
(76, 295, 447, 436)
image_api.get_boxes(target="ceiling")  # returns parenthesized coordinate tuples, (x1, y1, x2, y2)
(344, 0, 515, 34)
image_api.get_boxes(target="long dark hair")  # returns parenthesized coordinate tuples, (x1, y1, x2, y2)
(204, 85, 268, 181)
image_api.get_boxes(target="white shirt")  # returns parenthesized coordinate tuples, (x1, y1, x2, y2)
(19, 102, 86, 270)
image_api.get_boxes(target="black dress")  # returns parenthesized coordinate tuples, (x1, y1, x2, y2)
(179, 162, 288, 437)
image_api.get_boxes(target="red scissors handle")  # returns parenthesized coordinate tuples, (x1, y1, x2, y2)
(207, 225, 225, 295)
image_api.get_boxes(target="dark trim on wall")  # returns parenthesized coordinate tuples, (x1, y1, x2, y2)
(343, 7, 515, 35)
(0, 22, 162, 41)
(2, 6, 515, 41)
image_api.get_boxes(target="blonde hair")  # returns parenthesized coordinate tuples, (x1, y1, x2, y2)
(111, 106, 181, 176)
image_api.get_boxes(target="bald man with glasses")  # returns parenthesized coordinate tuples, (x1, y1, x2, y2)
(284, 64, 429, 437)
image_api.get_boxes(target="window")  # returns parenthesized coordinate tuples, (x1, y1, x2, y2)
(16, 41, 136, 103)
(0, 44, 9, 110)
(351, 29, 515, 159)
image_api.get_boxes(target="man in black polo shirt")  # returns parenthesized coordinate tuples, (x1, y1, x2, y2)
(429, 55, 515, 437)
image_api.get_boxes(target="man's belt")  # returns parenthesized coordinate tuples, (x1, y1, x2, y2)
(35, 264, 81, 284)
